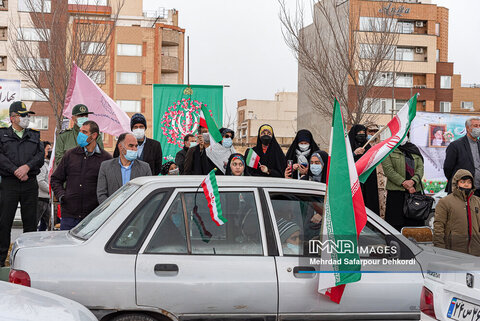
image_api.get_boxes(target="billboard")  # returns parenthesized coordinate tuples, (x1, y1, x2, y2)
(0, 79, 21, 127)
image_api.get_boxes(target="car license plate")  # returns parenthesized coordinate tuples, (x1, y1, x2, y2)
(447, 298, 480, 321)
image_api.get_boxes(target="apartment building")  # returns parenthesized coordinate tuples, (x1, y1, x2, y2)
(297, 0, 454, 143)
(236, 92, 297, 146)
(0, 0, 184, 145)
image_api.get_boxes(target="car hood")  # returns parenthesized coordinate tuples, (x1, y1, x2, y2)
(0, 281, 96, 321)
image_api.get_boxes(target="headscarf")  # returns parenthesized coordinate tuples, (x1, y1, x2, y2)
(307, 150, 328, 183)
(225, 153, 249, 176)
(286, 129, 320, 163)
(161, 161, 175, 176)
(206, 128, 236, 174)
(398, 141, 424, 162)
(347, 124, 367, 152)
(250, 124, 287, 177)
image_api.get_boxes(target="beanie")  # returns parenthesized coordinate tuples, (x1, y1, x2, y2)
(277, 218, 301, 243)
(131, 113, 147, 130)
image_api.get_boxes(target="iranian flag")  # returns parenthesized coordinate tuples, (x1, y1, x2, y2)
(201, 169, 227, 226)
(200, 105, 223, 143)
(318, 98, 368, 304)
(356, 94, 417, 183)
(246, 148, 260, 169)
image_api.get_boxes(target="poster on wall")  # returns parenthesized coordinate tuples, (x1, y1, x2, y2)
(410, 112, 475, 193)
(0, 79, 21, 127)
(153, 84, 223, 163)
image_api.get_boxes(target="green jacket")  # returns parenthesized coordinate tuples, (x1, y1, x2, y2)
(382, 148, 424, 192)
(55, 124, 104, 166)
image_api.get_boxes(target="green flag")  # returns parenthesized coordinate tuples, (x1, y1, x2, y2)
(153, 85, 223, 163)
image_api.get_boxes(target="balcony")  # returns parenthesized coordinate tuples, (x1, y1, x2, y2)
(161, 55, 178, 73)
(68, 4, 112, 16)
(162, 29, 180, 46)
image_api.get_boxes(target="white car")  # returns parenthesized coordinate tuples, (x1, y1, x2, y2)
(0, 280, 97, 321)
(421, 260, 480, 321)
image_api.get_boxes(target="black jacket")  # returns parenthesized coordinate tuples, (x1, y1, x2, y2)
(175, 147, 188, 174)
(444, 135, 477, 193)
(51, 146, 112, 219)
(114, 137, 163, 176)
(0, 127, 44, 179)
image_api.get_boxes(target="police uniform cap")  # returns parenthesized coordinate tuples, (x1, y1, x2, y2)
(9, 101, 35, 115)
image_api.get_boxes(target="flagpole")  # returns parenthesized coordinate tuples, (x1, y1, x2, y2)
(187, 36, 190, 87)
(361, 125, 388, 149)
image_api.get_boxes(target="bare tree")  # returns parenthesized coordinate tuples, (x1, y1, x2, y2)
(279, 0, 400, 126)
(8, 0, 124, 131)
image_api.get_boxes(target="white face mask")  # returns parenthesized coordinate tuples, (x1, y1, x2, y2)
(298, 143, 310, 152)
(471, 128, 480, 138)
(18, 116, 30, 129)
(132, 128, 145, 140)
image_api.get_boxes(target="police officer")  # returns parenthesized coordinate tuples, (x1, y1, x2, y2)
(55, 104, 104, 166)
(0, 101, 44, 267)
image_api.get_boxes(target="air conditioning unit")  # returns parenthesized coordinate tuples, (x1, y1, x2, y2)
(415, 47, 424, 54)
(415, 21, 424, 28)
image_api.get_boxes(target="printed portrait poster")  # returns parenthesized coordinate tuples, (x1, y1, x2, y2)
(0, 79, 21, 127)
(153, 84, 223, 163)
(410, 112, 474, 193)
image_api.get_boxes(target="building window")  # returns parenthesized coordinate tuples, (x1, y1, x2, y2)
(29, 116, 48, 130)
(0, 0, 7, 10)
(68, 0, 107, 4)
(440, 76, 451, 89)
(17, 28, 50, 41)
(16, 58, 50, 71)
(18, 0, 51, 12)
(117, 100, 141, 113)
(81, 42, 106, 55)
(87, 70, 106, 84)
(117, 44, 142, 56)
(117, 72, 142, 85)
(440, 102, 451, 113)
(395, 47, 414, 61)
(396, 21, 414, 34)
(0, 27, 6, 41)
(435, 23, 440, 36)
(0, 56, 6, 71)
(436, 49, 440, 62)
(359, 71, 393, 87)
(359, 17, 396, 32)
(396, 73, 413, 88)
(461, 101, 474, 110)
(22, 88, 49, 101)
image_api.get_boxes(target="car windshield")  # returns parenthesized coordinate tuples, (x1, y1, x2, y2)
(70, 183, 140, 240)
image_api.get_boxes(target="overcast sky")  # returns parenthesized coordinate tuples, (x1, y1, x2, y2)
(143, 0, 480, 124)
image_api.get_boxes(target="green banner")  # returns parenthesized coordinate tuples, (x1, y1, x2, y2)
(153, 84, 223, 164)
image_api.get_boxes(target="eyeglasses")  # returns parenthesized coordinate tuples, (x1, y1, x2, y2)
(224, 135, 233, 139)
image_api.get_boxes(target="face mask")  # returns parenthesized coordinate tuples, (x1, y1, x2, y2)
(471, 128, 480, 138)
(367, 135, 373, 140)
(77, 132, 90, 148)
(189, 142, 198, 148)
(459, 187, 473, 196)
(169, 168, 180, 175)
(18, 116, 30, 129)
(76, 117, 88, 128)
(298, 143, 310, 152)
(260, 135, 272, 145)
(355, 134, 367, 144)
(132, 128, 145, 140)
(46, 151, 52, 159)
(286, 243, 300, 255)
(202, 133, 210, 144)
(125, 149, 138, 161)
(222, 138, 233, 148)
(310, 164, 323, 176)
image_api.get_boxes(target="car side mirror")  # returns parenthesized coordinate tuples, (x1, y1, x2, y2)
(401, 226, 433, 244)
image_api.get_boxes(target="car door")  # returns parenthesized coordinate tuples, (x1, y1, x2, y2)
(263, 188, 423, 321)
(135, 187, 278, 320)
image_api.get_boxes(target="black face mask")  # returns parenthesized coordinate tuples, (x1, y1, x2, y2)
(46, 151, 52, 159)
(260, 135, 272, 145)
(355, 134, 367, 144)
(459, 187, 473, 196)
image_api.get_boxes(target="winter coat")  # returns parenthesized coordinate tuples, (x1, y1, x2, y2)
(382, 148, 424, 192)
(433, 169, 480, 256)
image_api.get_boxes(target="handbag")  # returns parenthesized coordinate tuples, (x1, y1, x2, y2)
(403, 181, 434, 221)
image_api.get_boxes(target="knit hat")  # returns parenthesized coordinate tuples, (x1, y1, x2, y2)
(131, 113, 147, 130)
(277, 218, 301, 243)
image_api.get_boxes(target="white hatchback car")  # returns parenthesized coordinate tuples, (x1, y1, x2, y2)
(421, 260, 480, 321)
(8, 176, 480, 321)
(0, 280, 97, 321)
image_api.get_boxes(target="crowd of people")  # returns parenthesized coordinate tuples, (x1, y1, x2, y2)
(1, 100, 479, 267)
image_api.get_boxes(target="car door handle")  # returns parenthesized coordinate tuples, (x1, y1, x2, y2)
(293, 266, 316, 278)
(154, 264, 178, 272)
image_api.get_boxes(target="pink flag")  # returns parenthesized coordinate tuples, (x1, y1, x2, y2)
(63, 63, 131, 136)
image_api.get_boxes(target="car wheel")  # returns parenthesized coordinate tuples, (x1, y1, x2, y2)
(111, 314, 159, 321)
